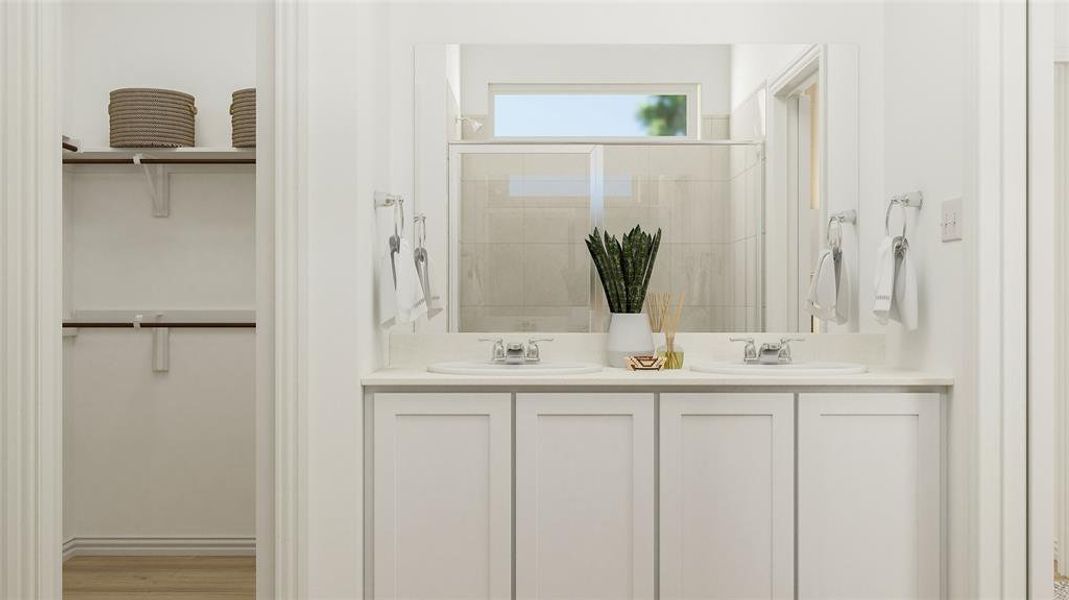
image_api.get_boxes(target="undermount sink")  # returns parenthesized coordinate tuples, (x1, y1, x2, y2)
(690, 361, 868, 376)
(427, 360, 603, 376)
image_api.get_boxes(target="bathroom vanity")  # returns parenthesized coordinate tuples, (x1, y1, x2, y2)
(362, 367, 951, 600)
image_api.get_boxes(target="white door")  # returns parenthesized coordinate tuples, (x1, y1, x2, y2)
(373, 393, 512, 600)
(660, 393, 794, 600)
(515, 393, 655, 600)
(798, 393, 942, 599)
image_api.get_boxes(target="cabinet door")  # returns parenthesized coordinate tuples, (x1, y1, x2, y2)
(515, 393, 655, 600)
(660, 393, 794, 600)
(373, 393, 511, 600)
(798, 393, 942, 600)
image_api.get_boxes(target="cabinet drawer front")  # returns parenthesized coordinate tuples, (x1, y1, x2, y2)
(660, 393, 794, 600)
(515, 393, 655, 600)
(373, 393, 512, 600)
(798, 393, 942, 600)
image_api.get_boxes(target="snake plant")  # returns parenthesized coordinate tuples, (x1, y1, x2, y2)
(585, 226, 662, 314)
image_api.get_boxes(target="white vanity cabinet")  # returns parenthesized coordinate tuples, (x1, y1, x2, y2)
(797, 393, 942, 600)
(365, 384, 946, 600)
(515, 393, 656, 600)
(372, 393, 512, 600)
(659, 393, 795, 600)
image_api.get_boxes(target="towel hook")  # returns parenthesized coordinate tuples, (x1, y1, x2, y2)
(395, 198, 406, 237)
(826, 209, 856, 251)
(884, 191, 923, 238)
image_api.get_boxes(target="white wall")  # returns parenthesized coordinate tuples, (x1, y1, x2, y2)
(460, 44, 732, 115)
(63, 1, 255, 148)
(304, 2, 390, 597)
(61, 0, 256, 545)
(730, 43, 810, 111)
(880, 3, 977, 597)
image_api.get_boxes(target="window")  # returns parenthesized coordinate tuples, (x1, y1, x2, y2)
(489, 84, 699, 139)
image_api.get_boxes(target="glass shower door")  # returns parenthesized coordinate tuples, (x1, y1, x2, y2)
(449, 145, 599, 332)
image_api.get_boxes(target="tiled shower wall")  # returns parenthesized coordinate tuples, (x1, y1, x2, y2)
(727, 144, 765, 331)
(730, 87, 769, 331)
(458, 142, 763, 332)
(460, 153, 592, 332)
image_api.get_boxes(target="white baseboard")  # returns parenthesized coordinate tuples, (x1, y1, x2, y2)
(63, 536, 255, 560)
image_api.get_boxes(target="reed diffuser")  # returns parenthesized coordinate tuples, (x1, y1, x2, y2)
(646, 291, 671, 348)
(658, 292, 686, 369)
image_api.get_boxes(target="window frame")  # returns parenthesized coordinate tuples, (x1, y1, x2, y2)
(487, 83, 701, 141)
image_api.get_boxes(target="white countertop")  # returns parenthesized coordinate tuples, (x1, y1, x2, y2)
(362, 367, 954, 389)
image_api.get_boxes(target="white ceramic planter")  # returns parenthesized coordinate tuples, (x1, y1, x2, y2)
(606, 312, 655, 367)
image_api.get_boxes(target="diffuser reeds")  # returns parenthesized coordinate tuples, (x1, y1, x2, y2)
(645, 291, 672, 333)
(661, 292, 686, 369)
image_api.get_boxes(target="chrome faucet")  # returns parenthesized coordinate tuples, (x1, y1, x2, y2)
(729, 337, 758, 362)
(731, 337, 804, 364)
(479, 337, 554, 364)
(525, 337, 553, 363)
(504, 342, 526, 364)
(479, 338, 506, 363)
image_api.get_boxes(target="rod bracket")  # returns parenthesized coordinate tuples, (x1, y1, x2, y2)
(133, 154, 171, 217)
(150, 313, 170, 373)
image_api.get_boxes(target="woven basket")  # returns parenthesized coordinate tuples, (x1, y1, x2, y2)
(108, 88, 196, 148)
(230, 88, 256, 148)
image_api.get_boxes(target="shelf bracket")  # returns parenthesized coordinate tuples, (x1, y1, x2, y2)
(148, 313, 170, 373)
(133, 154, 171, 217)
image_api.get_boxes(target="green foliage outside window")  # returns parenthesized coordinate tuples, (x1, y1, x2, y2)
(636, 95, 687, 136)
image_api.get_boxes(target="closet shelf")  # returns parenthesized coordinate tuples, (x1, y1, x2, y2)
(63, 147, 255, 165)
(63, 309, 256, 329)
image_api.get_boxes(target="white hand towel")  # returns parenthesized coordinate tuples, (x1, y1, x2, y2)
(805, 249, 839, 322)
(833, 250, 850, 325)
(394, 237, 427, 324)
(890, 246, 918, 330)
(376, 209, 398, 327)
(872, 236, 896, 324)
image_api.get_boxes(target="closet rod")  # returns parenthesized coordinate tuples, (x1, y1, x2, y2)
(62, 157, 255, 165)
(62, 322, 256, 328)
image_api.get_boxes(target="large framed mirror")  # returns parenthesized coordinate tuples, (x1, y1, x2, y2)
(412, 43, 859, 334)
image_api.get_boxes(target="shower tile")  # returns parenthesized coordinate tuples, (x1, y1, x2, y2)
(646, 249, 672, 297)
(459, 244, 487, 307)
(485, 207, 525, 243)
(731, 173, 748, 241)
(732, 243, 747, 307)
(523, 244, 590, 307)
(670, 244, 720, 307)
(523, 193, 589, 209)
(708, 147, 732, 181)
(670, 181, 716, 244)
(462, 153, 523, 180)
(524, 206, 589, 244)
(678, 305, 711, 332)
(746, 236, 760, 306)
(649, 146, 710, 180)
(603, 146, 649, 180)
(703, 116, 731, 140)
(485, 243, 525, 306)
(523, 153, 589, 179)
(487, 179, 518, 206)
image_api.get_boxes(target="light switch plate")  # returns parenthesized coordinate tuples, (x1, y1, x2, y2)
(941, 198, 963, 242)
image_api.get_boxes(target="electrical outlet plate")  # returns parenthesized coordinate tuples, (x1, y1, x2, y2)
(941, 198, 963, 242)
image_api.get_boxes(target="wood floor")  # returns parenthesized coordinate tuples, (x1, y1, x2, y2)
(63, 556, 254, 600)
